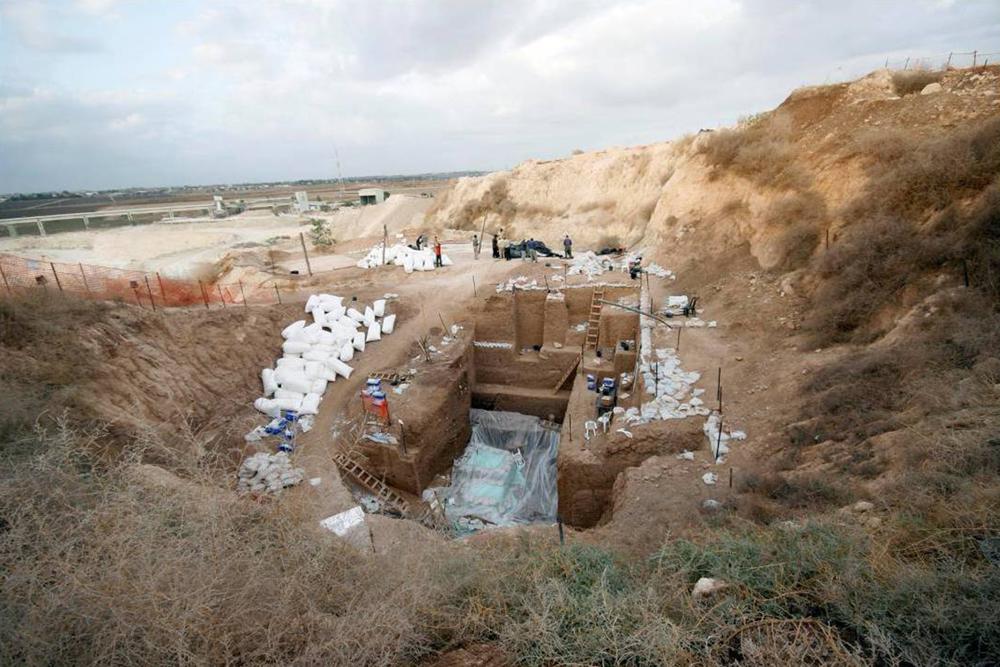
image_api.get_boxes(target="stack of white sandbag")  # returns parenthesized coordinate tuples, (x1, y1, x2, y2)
(356, 242, 452, 272)
(253, 293, 398, 418)
(237, 452, 304, 493)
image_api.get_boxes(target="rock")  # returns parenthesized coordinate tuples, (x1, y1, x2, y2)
(692, 577, 728, 600)
(921, 82, 942, 95)
(702, 472, 718, 485)
(702, 499, 723, 511)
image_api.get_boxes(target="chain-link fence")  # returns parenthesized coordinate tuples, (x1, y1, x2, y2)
(883, 50, 1000, 71)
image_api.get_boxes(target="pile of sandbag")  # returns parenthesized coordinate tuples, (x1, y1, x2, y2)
(253, 292, 398, 418)
(237, 452, 304, 493)
(356, 242, 453, 272)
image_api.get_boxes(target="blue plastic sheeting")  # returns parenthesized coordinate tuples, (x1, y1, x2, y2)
(442, 409, 560, 530)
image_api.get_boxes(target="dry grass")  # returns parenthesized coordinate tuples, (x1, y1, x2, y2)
(763, 190, 827, 269)
(697, 114, 811, 191)
(890, 69, 943, 96)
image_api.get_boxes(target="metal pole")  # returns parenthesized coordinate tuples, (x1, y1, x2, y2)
(438, 313, 448, 334)
(946, 52, 952, 68)
(676, 326, 681, 351)
(382, 224, 387, 266)
(715, 415, 723, 460)
(239, 281, 248, 308)
(217, 283, 226, 307)
(144, 275, 156, 311)
(198, 280, 209, 309)
(79, 263, 91, 295)
(50, 263, 63, 291)
(972, 50, 977, 67)
(472, 275, 477, 297)
(0, 263, 10, 292)
(557, 516, 565, 546)
(156, 272, 166, 306)
(299, 232, 313, 276)
(274, 283, 282, 304)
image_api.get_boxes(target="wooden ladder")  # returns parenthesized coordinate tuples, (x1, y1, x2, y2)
(552, 354, 582, 394)
(585, 287, 605, 350)
(332, 449, 411, 516)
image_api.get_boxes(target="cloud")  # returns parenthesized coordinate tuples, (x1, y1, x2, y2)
(1, 1, 103, 53)
(1, 0, 999, 191)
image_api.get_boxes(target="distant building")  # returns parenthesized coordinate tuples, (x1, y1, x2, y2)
(359, 188, 390, 206)
(294, 191, 310, 213)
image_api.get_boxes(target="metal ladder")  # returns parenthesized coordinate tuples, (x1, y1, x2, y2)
(585, 287, 605, 350)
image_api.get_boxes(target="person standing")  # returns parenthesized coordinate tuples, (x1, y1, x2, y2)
(527, 238, 538, 262)
(563, 234, 573, 258)
(433, 237, 443, 268)
(472, 234, 481, 259)
(491, 233, 500, 259)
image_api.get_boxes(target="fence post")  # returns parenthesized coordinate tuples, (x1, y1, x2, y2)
(274, 283, 282, 304)
(50, 263, 63, 291)
(676, 326, 681, 352)
(217, 283, 226, 308)
(903, 56, 910, 70)
(472, 275, 477, 297)
(156, 272, 166, 306)
(144, 275, 156, 311)
(946, 52, 952, 68)
(79, 263, 91, 295)
(382, 224, 387, 266)
(239, 281, 248, 308)
(198, 280, 210, 309)
(973, 50, 977, 67)
(0, 263, 9, 292)
(299, 232, 313, 276)
(717, 367, 723, 413)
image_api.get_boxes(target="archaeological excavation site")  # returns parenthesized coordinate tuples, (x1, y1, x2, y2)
(2, 46, 999, 666)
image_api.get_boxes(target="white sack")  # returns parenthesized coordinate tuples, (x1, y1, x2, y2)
(311, 307, 328, 326)
(328, 358, 353, 379)
(281, 320, 306, 340)
(339, 342, 354, 362)
(373, 299, 386, 317)
(346, 308, 365, 322)
(261, 368, 278, 397)
(274, 388, 305, 401)
(353, 331, 366, 352)
(364, 306, 375, 326)
(311, 378, 328, 395)
(278, 374, 312, 395)
(300, 393, 321, 415)
(282, 340, 311, 354)
(366, 321, 381, 342)
(441, 254, 453, 267)
(403, 256, 414, 273)
(305, 295, 319, 312)
(254, 398, 281, 418)
(381, 314, 397, 335)
(303, 349, 331, 362)
(276, 357, 306, 368)
(274, 396, 303, 412)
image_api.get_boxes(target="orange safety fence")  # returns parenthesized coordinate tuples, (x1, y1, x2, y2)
(0, 253, 296, 309)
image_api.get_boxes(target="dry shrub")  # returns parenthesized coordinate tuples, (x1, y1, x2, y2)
(698, 115, 810, 191)
(846, 116, 1000, 222)
(595, 233, 623, 249)
(739, 471, 850, 509)
(890, 69, 942, 96)
(763, 190, 827, 269)
(451, 178, 517, 230)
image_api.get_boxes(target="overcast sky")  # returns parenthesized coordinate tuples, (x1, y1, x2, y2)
(1, 0, 998, 193)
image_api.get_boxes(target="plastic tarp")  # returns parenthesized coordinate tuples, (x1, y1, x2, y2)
(443, 409, 559, 530)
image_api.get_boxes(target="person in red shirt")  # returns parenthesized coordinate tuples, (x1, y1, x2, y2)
(433, 237, 443, 268)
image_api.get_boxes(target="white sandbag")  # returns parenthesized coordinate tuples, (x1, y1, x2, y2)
(364, 306, 375, 326)
(373, 299, 386, 317)
(281, 320, 306, 340)
(311, 378, 328, 395)
(278, 374, 312, 395)
(320, 365, 338, 382)
(301, 322, 323, 343)
(339, 342, 354, 362)
(381, 313, 397, 335)
(276, 356, 305, 368)
(254, 398, 281, 418)
(403, 255, 414, 273)
(328, 358, 353, 379)
(317, 293, 343, 307)
(366, 321, 381, 342)
(261, 368, 278, 397)
(353, 331, 366, 352)
(311, 307, 328, 326)
(305, 295, 319, 312)
(441, 254, 453, 267)
(325, 305, 346, 320)
(299, 393, 321, 415)
(338, 315, 360, 329)
(274, 388, 305, 401)
(282, 340, 311, 354)
(304, 361, 323, 379)
(316, 330, 338, 345)
(303, 349, 331, 362)
(274, 396, 303, 412)
(346, 307, 365, 322)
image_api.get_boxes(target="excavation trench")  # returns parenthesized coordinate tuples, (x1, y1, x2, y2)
(344, 284, 703, 531)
